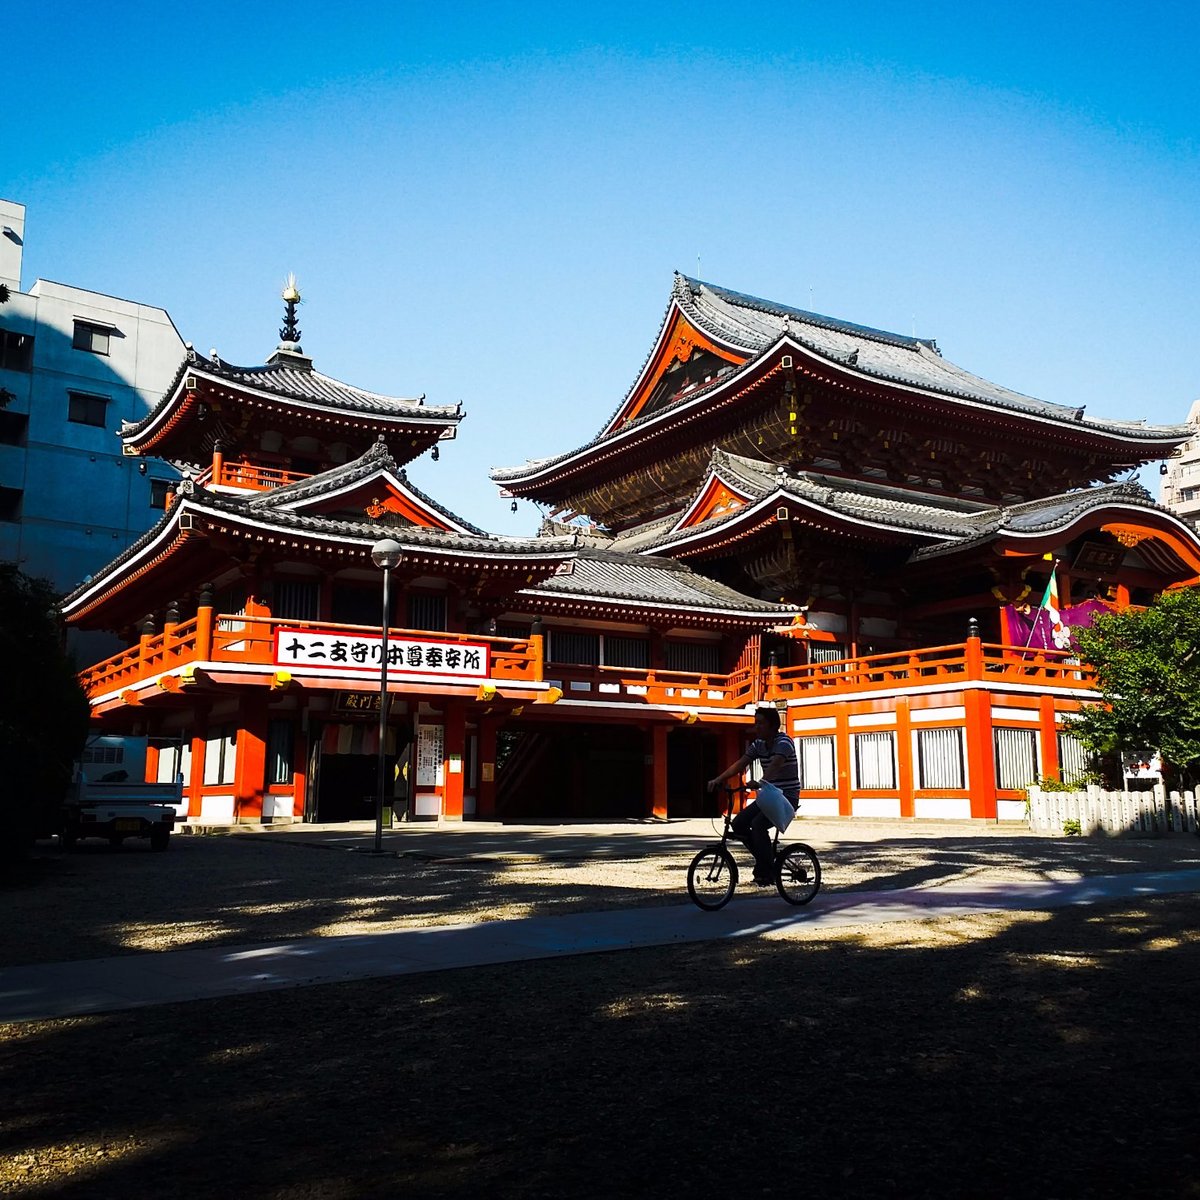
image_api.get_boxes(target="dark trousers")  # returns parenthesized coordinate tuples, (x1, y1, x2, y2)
(731, 799, 774, 878)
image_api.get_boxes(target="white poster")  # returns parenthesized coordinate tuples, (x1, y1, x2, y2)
(417, 724, 444, 787)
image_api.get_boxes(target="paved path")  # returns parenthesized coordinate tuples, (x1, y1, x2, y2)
(3, 868, 1199, 1025)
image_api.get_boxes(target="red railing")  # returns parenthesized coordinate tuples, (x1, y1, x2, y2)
(78, 624, 1098, 709)
(206, 461, 313, 492)
(764, 642, 1096, 698)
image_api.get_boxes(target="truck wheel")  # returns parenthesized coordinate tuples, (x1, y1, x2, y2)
(150, 827, 170, 851)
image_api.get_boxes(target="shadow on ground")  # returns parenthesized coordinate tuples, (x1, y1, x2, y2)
(3, 895, 1198, 1198)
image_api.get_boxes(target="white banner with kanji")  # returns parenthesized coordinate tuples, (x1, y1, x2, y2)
(274, 628, 490, 678)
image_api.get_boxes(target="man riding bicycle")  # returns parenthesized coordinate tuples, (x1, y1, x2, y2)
(707, 706, 800, 886)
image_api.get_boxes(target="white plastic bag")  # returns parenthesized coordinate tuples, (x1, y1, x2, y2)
(754, 780, 796, 834)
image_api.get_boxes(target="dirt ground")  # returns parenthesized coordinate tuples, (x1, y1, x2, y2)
(3, 824, 1199, 1198)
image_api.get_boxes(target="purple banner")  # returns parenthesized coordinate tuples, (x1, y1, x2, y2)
(1002, 598, 1112, 651)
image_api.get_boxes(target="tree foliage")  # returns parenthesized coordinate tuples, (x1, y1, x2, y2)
(0, 565, 91, 858)
(1072, 587, 1200, 787)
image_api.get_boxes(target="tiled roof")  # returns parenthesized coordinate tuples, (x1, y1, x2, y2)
(247, 439, 487, 535)
(491, 274, 1189, 485)
(522, 549, 794, 615)
(122, 346, 461, 439)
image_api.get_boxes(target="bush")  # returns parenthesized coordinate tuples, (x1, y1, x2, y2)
(0, 566, 90, 859)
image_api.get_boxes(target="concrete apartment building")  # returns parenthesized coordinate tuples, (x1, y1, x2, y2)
(0, 199, 184, 607)
(1160, 398, 1200, 529)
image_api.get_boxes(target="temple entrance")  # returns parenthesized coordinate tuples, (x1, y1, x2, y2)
(316, 752, 384, 822)
(666, 729, 720, 817)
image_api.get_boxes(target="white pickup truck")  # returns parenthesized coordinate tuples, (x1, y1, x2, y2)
(61, 778, 183, 851)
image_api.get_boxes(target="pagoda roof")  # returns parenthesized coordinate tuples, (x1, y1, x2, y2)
(492, 274, 1188, 501)
(61, 449, 786, 629)
(516, 547, 795, 628)
(245, 437, 487, 535)
(121, 345, 462, 460)
(629, 450, 1200, 583)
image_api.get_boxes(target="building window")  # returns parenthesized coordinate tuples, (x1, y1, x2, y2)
(0, 486, 22, 522)
(1056, 732, 1094, 785)
(153, 736, 192, 785)
(331, 584, 377, 627)
(994, 727, 1039, 790)
(853, 731, 896, 789)
(0, 410, 27, 446)
(203, 725, 237, 786)
(149, 478, 172, 509)
(68, 390, 109, 427)
(273, 580, 320, 621)
(266, 720, 295, 786)
(664, 640, 720, 674)
(407, 592, 447, 631)
(604, 635, 650, 669)
(81, 745, 125, 766)
(72, 320, 112, 355)
(916, 727, 965, 789)
(0, 328, 33, 371)
(797, 735, 836, 789)
(549, 629, 600, 666)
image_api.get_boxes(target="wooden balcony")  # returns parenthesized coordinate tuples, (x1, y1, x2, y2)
(79, 618, 1097, 714)
(196, 461, 314, 492)
(763, 641, 1097, 699)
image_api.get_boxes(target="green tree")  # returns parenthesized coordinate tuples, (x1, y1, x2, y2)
(1072, 587, 1200, 788)
(0, 565, 91, 859)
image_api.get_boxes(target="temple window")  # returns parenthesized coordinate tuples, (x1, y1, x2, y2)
(853, 731, 897, 789)
(916, 727, 965, 789)
(153, 736, 192, 785)
(331, 583, 377, 627)
(0, 327, 33, 371)
(149, 478, 171, 509)
(605, 635, 650, 669)
(266, 720, 295, 785)
(407, 593, 447, 632)
(1057, 733, 1094, 785)
(273, 580, 320, 621)
(664, 641, 719, 674)
(67, 390, 109, 427)
(994, 727, 1039, 790)
(809, 642, 850, 670)
(72, 320, 113, 355)
(548, 629, 600, 666)
(797, 736, 836, 790)
(203, 725, 237, 786)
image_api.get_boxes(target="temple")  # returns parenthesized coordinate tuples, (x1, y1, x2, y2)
(66, 275, 1200, 824)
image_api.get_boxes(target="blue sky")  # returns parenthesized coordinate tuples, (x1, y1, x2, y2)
(8, 2, 1199, 530)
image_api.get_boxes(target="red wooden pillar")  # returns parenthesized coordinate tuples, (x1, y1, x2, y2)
(645, 724, 669, 820)
(442, 701, 466, 821)
(895, 698, 915, 818)
(291, 722, 308, 821)
(233, 696, 269, 823)
(836, 710, 852, 817)
(963, 689, 997, 819)
(1038, 694, 1061, 783)
(476, 715, 498, 819)
(187, 704, 210, 820)
(144, 739, 161, 785)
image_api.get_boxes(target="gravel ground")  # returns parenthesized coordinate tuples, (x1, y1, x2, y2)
(3, 819, 1199, 967)
(4, 822, 1199, 1199)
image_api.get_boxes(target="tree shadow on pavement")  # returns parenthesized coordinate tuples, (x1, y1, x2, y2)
(3, 894, 1198, 1199)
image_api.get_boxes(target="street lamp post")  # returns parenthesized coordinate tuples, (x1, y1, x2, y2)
(370, 538, 403, 853)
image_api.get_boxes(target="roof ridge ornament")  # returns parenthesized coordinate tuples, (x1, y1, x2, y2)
(267, 273, 314, 371)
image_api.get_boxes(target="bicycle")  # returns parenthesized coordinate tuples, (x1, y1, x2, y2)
(687, 784, 821, 911)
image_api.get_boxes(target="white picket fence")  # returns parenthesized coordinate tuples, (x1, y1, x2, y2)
(1027, 784, 1199, 837)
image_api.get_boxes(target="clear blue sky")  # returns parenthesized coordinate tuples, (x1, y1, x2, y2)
(9, 2, 1199, 530)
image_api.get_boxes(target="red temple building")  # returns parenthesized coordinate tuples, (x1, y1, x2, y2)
(66, 276, 1200, 824)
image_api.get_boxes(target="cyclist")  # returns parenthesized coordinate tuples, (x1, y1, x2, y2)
(707, 706, 800, 886)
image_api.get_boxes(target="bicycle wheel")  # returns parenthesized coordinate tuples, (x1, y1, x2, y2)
(775, 843, 821, 906)
(687, 846, 738, 911)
